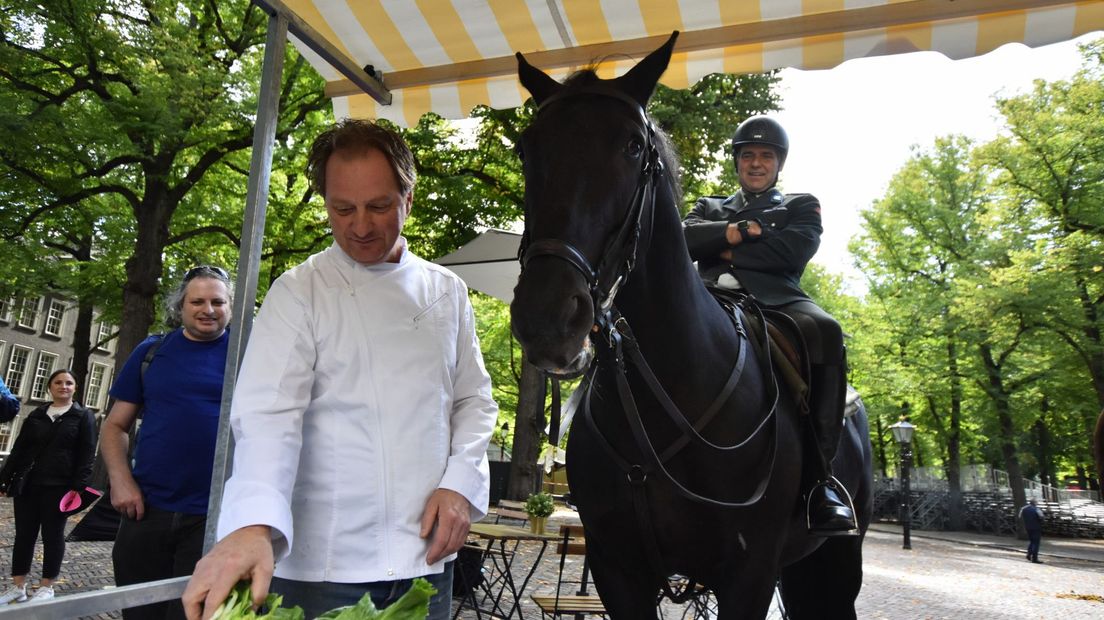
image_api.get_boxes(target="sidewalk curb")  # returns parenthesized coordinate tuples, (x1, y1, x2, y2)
(866, 524, 1104, 564)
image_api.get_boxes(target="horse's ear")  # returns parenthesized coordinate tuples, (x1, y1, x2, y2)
(614, 31, 679, 108)
(517, 51, 562, 106)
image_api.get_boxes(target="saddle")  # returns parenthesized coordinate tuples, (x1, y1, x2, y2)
(706, 286, 811, 415)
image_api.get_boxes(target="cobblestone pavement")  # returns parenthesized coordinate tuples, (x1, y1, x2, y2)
(0, 500, 1102, 618)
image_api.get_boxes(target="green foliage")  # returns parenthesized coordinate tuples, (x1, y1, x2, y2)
(0, 0, 333, 358)
(471, 293, 519, 429)
(524, 491, 555, 518)
(846, 38, 1104, 488)
(649, 71, 781, 204)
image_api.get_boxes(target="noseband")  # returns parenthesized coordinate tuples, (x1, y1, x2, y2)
(517, 85, 664, 319)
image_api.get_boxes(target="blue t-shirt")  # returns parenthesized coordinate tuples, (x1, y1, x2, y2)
(109, 329, 229, 514)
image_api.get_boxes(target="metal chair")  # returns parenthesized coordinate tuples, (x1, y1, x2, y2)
(531, 524, 608, 618)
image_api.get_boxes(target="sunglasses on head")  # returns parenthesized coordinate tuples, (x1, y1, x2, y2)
(183, 265, 230, 282)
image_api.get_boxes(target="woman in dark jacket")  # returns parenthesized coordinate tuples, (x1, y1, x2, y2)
(0, 369, 96, 604)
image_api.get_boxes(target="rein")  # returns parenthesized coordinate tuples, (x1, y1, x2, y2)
(584, 302, 781, 508)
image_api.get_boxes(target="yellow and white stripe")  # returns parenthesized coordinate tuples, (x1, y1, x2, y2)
(284, 0, 1104, 126)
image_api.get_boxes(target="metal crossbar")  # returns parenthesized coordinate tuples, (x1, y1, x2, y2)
(0, 577, 187, 618)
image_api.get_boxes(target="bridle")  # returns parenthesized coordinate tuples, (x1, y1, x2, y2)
(517, 84, 664, 320)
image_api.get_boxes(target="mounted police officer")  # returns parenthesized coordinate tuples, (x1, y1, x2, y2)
(683, 115, 857, 536)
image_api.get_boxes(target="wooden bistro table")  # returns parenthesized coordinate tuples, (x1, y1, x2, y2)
(453, 521, 560, 619)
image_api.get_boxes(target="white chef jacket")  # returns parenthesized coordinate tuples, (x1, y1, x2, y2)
(217, 241, 498, 582)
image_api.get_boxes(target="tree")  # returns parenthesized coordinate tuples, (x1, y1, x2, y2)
(982, 39, 1104, 413)
(852, 136, 993, 527)
(0, 0, 332, 377)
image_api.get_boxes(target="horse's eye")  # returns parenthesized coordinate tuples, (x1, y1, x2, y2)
(626, 138, 644, 158)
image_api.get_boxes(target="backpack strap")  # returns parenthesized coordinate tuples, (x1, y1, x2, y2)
(137, 333, 167, 420)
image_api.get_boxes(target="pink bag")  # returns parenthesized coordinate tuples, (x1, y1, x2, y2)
(60, 487, 104, 516)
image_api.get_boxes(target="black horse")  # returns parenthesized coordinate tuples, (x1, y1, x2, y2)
(509, 33, 873, 619)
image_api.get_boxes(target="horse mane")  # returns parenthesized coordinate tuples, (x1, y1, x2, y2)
(557, 70, 684, 207)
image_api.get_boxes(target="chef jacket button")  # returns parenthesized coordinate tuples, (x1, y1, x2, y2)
(387, 569, 394, 576)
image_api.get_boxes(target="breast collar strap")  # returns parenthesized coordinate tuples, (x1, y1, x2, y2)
(518, 85, 662, 319)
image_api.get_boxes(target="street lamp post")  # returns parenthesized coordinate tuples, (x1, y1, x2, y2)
(889, 419, 916, 550)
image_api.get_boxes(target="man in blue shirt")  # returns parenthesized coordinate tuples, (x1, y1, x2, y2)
(1019, 500, 1045, 563)
(100, 265, 232, 620)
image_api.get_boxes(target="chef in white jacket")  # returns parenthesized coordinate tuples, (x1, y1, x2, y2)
(183, 119, 498, 620)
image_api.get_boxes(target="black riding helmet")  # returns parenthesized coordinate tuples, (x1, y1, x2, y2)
(731, 115, 789, 168)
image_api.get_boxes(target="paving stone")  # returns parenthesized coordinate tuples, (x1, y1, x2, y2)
(1, 503, 1102, 618)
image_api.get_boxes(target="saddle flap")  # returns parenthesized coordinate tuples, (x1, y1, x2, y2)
(707, 286, 811, 410)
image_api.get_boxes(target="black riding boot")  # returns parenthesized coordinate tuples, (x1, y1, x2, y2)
(805, 364, 858, 536)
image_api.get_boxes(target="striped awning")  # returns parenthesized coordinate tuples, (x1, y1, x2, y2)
(284, 0, 1104, 126)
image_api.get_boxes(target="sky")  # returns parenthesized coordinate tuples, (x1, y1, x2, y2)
(774, 32, 1101, 291)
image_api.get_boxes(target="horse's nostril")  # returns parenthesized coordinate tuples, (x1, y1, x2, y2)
(568, 292, 591, 325)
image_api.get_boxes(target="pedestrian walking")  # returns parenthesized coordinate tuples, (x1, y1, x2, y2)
(1020, 499, 1045, 563)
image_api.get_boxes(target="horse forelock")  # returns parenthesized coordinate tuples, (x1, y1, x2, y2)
(548, 71, 682, 207)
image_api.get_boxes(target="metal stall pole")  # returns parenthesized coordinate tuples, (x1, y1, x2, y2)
(204, 6, 289, 553)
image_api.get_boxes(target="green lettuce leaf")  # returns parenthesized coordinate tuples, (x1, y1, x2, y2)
(209, 581, 305, 620)
(211, 578, 435, 620)
(315, 578, 436, 619)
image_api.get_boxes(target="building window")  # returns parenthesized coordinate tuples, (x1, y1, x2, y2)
(15, 297, 41, 330)
(44, 299, 66, 337)
(30, 351, 59, 401)
(96, 320, 114, 352)
(0, 298, 10, 322)
(86, 362, 111, 410)
(5, 346, 32, 398)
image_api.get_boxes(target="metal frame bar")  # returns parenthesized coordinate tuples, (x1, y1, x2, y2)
(0, 577, 188, 618)
(255, 0, 391, 104)
(204, 1, 288, 553)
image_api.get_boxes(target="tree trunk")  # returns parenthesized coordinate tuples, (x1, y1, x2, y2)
(116, 198, 171, 370)
(1075, 465, 1088, 492)
(981, 343, 1027, 537)
(72, 298, 94, 406)
(1074, 277, 1104, 410)
(1034, 398, 1054, 487)
(947, 335, 964, 529)
(873, 415, 888, 479)
(507, 358, 546, 500)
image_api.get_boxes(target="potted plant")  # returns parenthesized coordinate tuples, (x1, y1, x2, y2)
(525, 491, 555, 534)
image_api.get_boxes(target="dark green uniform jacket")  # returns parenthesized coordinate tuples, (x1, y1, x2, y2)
(683, 188, 822, 307)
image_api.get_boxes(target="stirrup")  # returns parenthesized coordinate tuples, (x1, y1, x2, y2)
(805, 477, 859, 534)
